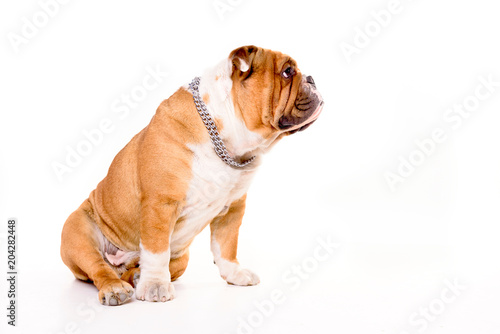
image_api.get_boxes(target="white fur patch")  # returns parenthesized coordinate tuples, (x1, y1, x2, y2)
(170, 139, 257, 256)
(138, 244, 171, 279)
(135, 245, 174, 302)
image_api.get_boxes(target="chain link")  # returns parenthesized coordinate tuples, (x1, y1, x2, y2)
(188, 77, 256, 168)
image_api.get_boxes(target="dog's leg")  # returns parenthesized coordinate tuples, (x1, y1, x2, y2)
(134, 196, 183, 302)
(121, 250, 189, 288)
(210, 195, 260, 286)
(60, 200, 134, 306)
(170, 250, 190, 281)
(121, 267, 141, 288)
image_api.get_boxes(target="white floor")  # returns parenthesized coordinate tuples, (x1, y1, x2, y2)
(4, 229, 500, 334)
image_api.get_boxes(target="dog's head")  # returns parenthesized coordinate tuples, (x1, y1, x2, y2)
(229, 45, 323, 140)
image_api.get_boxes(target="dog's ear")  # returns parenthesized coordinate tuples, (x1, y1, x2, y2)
(229, 45, 258, 76)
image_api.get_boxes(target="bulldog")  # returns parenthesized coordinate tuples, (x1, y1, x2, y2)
(60, 45, 324, 306)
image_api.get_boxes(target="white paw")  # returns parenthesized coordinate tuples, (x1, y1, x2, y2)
(225, 267, 260, 286)
(135, 278, 175, 302)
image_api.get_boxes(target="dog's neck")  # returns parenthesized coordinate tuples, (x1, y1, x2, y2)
(197, 60, 272, 159)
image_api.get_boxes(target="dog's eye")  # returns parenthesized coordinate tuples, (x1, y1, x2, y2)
(282, 66, 295, 79)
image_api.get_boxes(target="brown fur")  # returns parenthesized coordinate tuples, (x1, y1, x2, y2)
(210, 195, 247, 263)
(230, 46, 303, 138)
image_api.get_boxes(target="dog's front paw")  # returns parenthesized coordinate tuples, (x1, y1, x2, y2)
(98, 279, 134, 306)
(225, 267, 260, 286)
(135, 278, 175, 302)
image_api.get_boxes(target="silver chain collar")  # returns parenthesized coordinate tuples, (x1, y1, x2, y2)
(188, 77, 256, 168)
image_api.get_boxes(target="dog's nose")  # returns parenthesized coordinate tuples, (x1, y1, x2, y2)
(306, 75, 315, 87)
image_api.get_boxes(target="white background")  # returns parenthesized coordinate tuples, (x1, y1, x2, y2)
(1, 0, 500, 333)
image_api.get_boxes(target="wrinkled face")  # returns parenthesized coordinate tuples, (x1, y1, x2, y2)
(229, 45, 324, 140)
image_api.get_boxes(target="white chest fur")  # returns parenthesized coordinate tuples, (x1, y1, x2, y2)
(169, 141, 258, 256)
